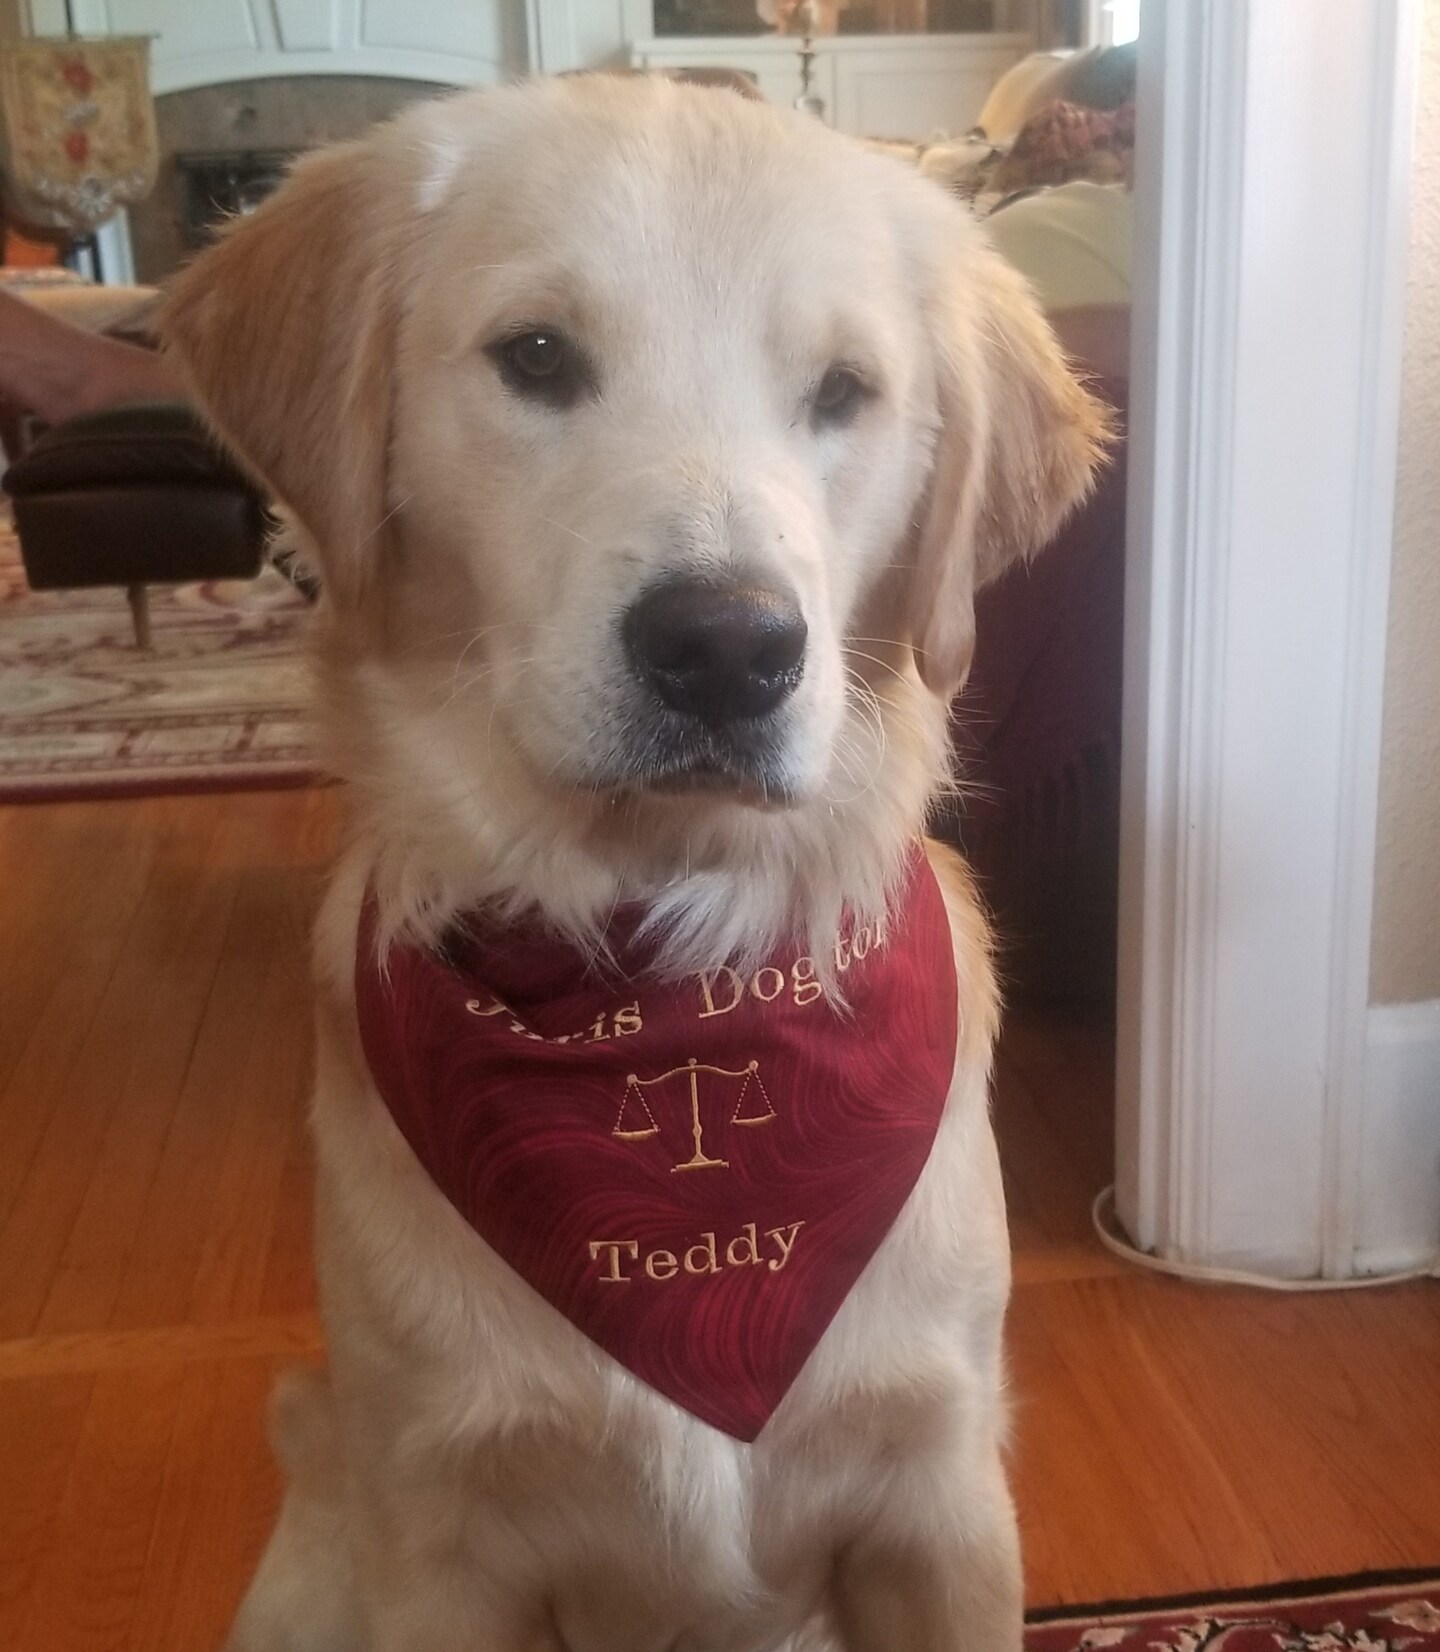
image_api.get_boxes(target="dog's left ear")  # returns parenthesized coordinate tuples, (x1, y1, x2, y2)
(907, 234, 1112, 697)
(160, 131, 417, 611)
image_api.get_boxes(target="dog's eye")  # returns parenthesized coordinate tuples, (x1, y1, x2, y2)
(491, 328, 589, 407)
(811, 365, 870, 427)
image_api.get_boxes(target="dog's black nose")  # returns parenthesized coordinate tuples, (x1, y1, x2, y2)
(624, 579, 807, 725)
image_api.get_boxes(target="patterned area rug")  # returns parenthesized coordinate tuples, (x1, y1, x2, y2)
(1027, 1572, 1440, 1652)
(0, 522, 315, 801)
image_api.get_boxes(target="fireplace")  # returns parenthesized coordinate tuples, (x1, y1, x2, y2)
(174, 150, 297, 248)
(127, 76, 445, 283)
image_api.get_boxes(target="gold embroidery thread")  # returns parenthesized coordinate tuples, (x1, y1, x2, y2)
(614, 1059, 775, 1173)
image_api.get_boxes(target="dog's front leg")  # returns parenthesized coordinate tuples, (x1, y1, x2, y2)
(829, 1445, 1022, 1652)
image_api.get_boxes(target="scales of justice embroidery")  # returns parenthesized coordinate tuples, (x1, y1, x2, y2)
(615, 1058, 776, 1172)
(355, 848, 959, 1441)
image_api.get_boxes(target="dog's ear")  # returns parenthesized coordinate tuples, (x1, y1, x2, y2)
(907, 234, 1112, 697)
(161, 136, 410, 610)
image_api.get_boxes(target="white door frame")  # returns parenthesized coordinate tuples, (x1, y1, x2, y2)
(1116, 0, 1422, 1276)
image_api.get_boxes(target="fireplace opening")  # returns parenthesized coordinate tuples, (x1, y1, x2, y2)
(128, 75, 445, 283)
(174, 150, 297, 248)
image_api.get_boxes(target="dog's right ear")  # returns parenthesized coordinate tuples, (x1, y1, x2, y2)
(903, 218, 1112, 699)
(161, 136, 410, 609)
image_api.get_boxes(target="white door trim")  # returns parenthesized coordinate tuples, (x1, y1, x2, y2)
(1116, 0, 1422, 1276)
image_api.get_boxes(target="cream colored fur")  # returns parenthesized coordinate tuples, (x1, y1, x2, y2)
(162, 75, 1106, 1652)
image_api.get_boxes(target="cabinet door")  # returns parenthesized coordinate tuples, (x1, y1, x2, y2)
(832, 38, 1028, 138)
(360, 0, 511, 65)
(632, 40, 838, 119)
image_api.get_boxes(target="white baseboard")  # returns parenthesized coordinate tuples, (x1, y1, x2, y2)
(1357, 999, 1440, 1274)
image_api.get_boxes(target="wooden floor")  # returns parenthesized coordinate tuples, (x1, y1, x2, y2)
(1, 787, 1437, 1650)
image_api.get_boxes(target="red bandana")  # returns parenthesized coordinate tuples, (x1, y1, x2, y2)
(355, 851, 957, 1440)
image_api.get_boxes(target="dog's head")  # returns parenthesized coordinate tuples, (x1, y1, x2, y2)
(163, 76, 1106, 955)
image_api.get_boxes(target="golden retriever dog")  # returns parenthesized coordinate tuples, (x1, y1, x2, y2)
(163, 74, 1105, 1652)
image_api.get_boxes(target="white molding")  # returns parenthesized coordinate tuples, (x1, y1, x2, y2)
(1357, 1000, 1440, 1275)
(524, 0, 573, 74)
(1116, 0, 1422, 1276)
(1116, 0, 1246, 1264)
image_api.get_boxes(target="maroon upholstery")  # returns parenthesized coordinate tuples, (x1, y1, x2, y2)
(938, 380, 1129, 1012)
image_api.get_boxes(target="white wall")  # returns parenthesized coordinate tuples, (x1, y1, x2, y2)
(1355, 0, 1440, 1276)
(1372, 0, 1440, 1008)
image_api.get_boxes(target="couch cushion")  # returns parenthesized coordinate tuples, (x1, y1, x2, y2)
(3, 401, 251, 496)
(13, 484, 267, 588)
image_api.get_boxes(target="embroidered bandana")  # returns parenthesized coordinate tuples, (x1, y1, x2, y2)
(355, 851, 958, 1440)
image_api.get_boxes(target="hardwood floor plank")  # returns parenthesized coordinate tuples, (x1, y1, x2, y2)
(0, 802, 158, 1090)
(1123, 1281, 1440, 1577)
(1010, 1276, 1283, 1605)
(0, 805, 230, 1337)
(1000, 1008, 1116, 1193)
(0, 1373, 95, 1650)
(256, 1099, 319, 1321)
(16, 1365, 184, 1652)
(185, 865, 320, 1326)
(120, 1359, 282, 1652)
(0, 799, 174, 1229)
(35, 810, 241, 1335)
(993, 1042, 1112, 1257)
(0, 1313, 323, 1381)
(1010, 1273, 1440, 1606)
(105, 794, 323, 1335)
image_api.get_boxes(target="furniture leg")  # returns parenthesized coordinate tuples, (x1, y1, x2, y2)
(127, 581, 152, 649)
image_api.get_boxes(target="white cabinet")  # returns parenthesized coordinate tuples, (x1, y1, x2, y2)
(631, 32, 1030, 139)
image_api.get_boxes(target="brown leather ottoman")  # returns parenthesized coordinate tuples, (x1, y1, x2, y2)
(3, 401, 269, 647)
